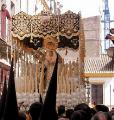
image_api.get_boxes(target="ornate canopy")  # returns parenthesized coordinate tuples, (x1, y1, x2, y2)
(11, 11, 80, 51)
(11, 10, 86, 96)
(12, 10, 80, 39)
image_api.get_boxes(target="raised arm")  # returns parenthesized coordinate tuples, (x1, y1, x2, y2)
(6, 9, 11, 20)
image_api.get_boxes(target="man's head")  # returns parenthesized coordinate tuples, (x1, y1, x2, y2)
(1, 4, 7, 11)
(29, 102, 43, 120)
(58, 105, 65, 116)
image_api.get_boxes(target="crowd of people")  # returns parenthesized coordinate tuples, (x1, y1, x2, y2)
(17, 102, 114, 120)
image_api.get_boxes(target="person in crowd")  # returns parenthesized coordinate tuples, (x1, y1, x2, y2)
(58, 105, 66, 118)
(58, 117, 66, 120)
(74, 103, 92, 120)
(109, 108, 114, 120)
(65, 109, 74, 120)
(71, 110, 88, 120)
(90, 108, 97, 116)
(18, 112, 26, 120)
(0, 4, 11, 40)
(29, 102, 43, 120)
(91, 111, 112, 120)
(95, 105, 109, 112)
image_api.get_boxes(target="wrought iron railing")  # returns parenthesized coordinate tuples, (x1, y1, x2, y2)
(0, 16, 11, 62)
(0, 18, 12, 46)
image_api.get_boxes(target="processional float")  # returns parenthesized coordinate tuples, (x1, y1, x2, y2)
(11, 10, 86, 108)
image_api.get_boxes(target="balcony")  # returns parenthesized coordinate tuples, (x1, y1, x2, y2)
(0, 18, 11, 61)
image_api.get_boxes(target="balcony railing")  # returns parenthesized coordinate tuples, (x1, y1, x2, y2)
(0, 17, 11, 61)
(0, 18, 12, 46)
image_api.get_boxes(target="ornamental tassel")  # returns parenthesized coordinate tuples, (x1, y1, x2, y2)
(59, 73, 61, 93)
(27, 60, 29, 93)
(69, 61, 71, 78)
(19, 58, 21, 93)
(22, 51, 26, 93)
(22, 52, 24, 93)
(30, 61, 33, 93)
(28, 55, 30, 93)
(17, 54, 19, 79)
(61, 60, 64, 93)
(63, 76, 66, 94)
(59, 67, 62, 93)
(18, 64, 21, 93)
(71, 77, 73, 94)
(59, 76, 61, 93)
(65, 79, 67, 94)
(28, 56, 31, 93)
(11, 37, 13, 60)
(25, 53, 28, 93)
(65, 78, 68, 94)
(64, 64, 67, 94)
(61, 69, 64, 93)
(26, 54, 28, 93)
(20, 56, 22, 93)
(30, 57, 33, 93)
(58, 64, 61, 94)
(13, 42, 16, 71)
(21, 58, 24, 93)
(63, 64, 66, 93)
(31, 60, 34, 93)
(30, 62, 32, 93)
(57, 63, 59, 93)
(67, 63, 70, 79)
(35, 60, 38, 92)
(24, 51, 26, 93)
(39, 61, 45, 94)
(59, 69, 62, 93)
(66, 64, 69, 93)
(62, 64, 65, 93)
(57, 78, 60, 93)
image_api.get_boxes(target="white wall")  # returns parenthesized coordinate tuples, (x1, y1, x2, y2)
(104, 77, 114, 109)
(89, 77, 114, 110)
